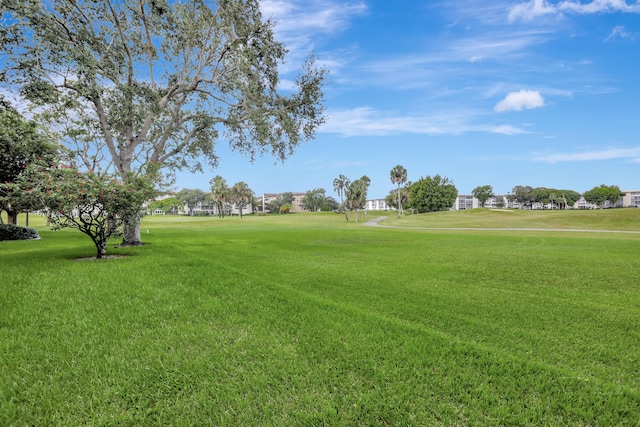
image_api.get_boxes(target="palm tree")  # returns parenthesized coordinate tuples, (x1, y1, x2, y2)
(210, 175, 229, 218)
(390, 165, 407, 217)
(333, 174, 350, 221)
(230, 181, 253, 219)
(345, 175, 370, 223)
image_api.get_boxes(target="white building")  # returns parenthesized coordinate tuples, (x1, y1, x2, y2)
(451, 191, 638, 211)
(364, 198, 392, 211)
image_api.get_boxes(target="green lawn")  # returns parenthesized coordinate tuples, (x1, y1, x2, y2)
(1, 210, 639, 426)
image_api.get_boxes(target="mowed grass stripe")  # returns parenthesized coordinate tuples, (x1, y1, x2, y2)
(1, 211, 639, 425)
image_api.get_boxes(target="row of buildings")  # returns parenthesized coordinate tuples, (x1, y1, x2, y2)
(367, 190, 640, 211)
(158, 190, 640, 216)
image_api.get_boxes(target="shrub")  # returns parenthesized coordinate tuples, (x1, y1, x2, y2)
(0, 223, 40, 241)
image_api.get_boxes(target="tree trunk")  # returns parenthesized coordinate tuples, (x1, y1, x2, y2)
(121, 216, 144, 246)
(6, 209, 18, 225)
(95, 239, 107, 259)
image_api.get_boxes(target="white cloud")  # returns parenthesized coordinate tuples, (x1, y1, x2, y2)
(259, 1, 367, 75)
(533, 147, 640, 163)
(490, 124, 528, 135)
(260, 1, 367, 39)
(508, 0, 557, 22)
(320, 107, 526, 136)
(509, 0, 640, 22)
(606, 25, 636, 41)
(494, 90, 545, 112)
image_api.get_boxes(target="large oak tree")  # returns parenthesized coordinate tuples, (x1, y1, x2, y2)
(1, 0, 326, 244)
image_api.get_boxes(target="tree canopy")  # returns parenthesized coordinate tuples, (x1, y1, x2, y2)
(583, 185, 623, 209)
(0, 98, 59, 224)
(229, 181, 253, 219)
(509, 185, 534, 209)
(301, 188, 326, 212)
(175, 188, 206, 215)
(408, 174, 458, 213)
(345, 176, 370, 222)
(265, 192, 295, 214)
(1, 0, 326, 243)
(471, 185, 494, 208)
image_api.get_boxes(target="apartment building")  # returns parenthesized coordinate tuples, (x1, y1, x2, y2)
(452, 191, 639, 211)
(364, 198, 392, 211)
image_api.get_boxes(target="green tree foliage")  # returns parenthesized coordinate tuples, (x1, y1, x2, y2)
(333, 174, 350, 221)
(175, 188, 206, 215)
(390, 165, 408, 217)
(3, 164, 155, 258)
(407, 174, 458, 213)
(210, 175, 230, 218)
(301, 188, 326, 212)
(2, 0, 326, 244)
(385, 181, 412, 212)
(148, 196, 181, 215)
(509, 185, 534, 209)
(583, 185, 623, 209)
(530, 187, 581, 209)
(471, 185, 494, 208)
(230, 181, 253, 219)
(321, 196, 339, 212)
(0, 98, 58, 224)
(345, 176, 370, 222)
(266, 192, 295, 214)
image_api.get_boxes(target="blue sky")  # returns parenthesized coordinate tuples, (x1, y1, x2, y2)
(162, 1, 639, 198)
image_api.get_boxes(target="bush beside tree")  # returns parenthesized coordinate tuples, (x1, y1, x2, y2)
(0, 223, 39, 241)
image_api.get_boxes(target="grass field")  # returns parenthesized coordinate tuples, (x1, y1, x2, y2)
(1, 209, 639, 425)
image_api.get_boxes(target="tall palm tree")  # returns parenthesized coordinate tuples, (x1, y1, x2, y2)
(390, 165, 407, 217)
(210, 175, 229, 218)
(333, 174, 350, 221)
(230, 181, 253, 219)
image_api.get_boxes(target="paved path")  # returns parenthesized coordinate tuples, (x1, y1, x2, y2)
(362, 216, 388, 226)
(363, 216, 640, 234)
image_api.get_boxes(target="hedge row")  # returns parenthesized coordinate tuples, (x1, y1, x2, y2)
(0, 224, 40, 241)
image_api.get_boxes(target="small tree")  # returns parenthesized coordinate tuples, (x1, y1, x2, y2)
(390, 165, 408, 217)
(266, 192, 295, 214)
(4, 164, 155, 259)
(407, 174, 458, 213)
(345, 176, 370, 222)
(230, 181, 253, 219)
(471, 185, 494, 208)
(333, 174, 351, 221)
(301, 188, 326, 212)
(210, 175, 230, 218)
(322, 196, 339, 212)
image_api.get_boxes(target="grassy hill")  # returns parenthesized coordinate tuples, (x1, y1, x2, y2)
(382, 207, 640, 231)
